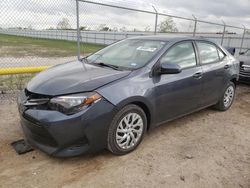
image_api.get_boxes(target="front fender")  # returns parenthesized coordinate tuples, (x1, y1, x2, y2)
(114, 96, 154, 113)
(96, 72, 157, 127)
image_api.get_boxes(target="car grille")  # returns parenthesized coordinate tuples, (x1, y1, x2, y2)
(240, 65, 250, 78)
(21, 90, 58, 147)
(24, 89, 51, 110)
(25, 89, 51, 99)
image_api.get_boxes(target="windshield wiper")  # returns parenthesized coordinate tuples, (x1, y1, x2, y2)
(81, 57, 88, 63)
(95, 62, 120, 70)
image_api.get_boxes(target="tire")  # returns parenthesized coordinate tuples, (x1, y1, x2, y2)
(107, 104, 147, 155)
(214, 81, 236, 111)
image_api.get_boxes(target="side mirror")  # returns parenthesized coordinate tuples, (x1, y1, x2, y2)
(224, 47, 236, 56)
(239, 52, 245, 55)
(159, 63, 182, 74)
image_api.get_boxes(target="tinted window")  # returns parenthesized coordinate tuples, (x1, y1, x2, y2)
(160, 42, 197, 69)
(218, 49, 226, 60)
(197, 42, 219, 64)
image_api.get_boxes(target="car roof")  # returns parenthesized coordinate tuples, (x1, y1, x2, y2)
(129, 35, 214, 43)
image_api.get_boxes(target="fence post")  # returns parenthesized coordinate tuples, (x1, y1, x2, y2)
(228, 37, 231, 47)
(240, 26, 246, 53)
(221, 20, 226, 45)
(192, 15, 197, 37)
(76, 0, 81, 60)
(152, 5, 158, 35)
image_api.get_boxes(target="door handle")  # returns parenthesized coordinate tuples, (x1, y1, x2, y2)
(193, 72, 203, 79)
(224, 64, 231, 69)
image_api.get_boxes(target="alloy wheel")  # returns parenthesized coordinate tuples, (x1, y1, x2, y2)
(223, 85, 234, 108)
(115, 112, 144, 150)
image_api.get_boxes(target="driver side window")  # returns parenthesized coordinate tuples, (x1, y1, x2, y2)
(160, 42, 197, 69)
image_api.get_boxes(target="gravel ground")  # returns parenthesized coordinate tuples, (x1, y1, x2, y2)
(0, 84, 250, 188)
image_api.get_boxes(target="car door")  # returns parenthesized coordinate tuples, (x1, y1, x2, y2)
(153, 41, 203, 124)
(195, 41, 228, 106)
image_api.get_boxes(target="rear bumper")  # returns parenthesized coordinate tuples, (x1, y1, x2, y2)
(18, 93, 116, 157)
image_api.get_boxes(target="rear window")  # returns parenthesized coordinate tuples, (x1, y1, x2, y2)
(197, 42, 219, 64)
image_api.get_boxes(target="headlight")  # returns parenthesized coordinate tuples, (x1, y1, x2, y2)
(49, 92, 101, 115)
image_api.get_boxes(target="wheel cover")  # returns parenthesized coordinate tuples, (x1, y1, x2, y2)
(115, 112, 144, 150)
(223, 85, 234, 108)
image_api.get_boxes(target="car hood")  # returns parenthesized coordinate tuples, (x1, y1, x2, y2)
(27, 61, 131, 96)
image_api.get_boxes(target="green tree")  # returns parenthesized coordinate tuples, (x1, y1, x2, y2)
(158, 17, 178, 33)
(80, 26, 87, 31)
(102, 26, 111, 31)
(112, 27, 118, 32)
(47, 27, 54, 30)
(120, 26, 127, 32)
(98, 24, 111, 31)
(57, 18, 71, 30)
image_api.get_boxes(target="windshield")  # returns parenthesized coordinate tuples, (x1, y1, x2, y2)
(86, 39, 166, 69)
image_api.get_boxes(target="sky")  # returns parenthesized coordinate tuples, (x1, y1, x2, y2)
(0, 0, 250, 33)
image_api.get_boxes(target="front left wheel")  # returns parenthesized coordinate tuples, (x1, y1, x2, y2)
(107, 104, 147, 155)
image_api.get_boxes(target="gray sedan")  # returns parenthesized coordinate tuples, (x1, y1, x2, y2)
(17, 36, 239, 157)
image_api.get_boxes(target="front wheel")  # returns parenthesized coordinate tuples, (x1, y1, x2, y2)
(107, 104, 147, 155)
(214, 81, 236, 111)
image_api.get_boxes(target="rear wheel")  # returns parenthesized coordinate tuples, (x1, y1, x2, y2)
(214, 81, 235, 111)
(107, 104, 147, 155)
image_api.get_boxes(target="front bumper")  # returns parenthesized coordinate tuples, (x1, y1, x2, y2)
(17, 91, 116, 157)
(239, 65, 250, 83)
(239, 75, 250, 83)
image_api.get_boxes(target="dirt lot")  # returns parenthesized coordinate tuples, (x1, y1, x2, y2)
(0, 85, 250, 188)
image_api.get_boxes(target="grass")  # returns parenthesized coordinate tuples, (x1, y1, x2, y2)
(0, 34, 105, 91)
(0, 34, 105, 57)
(0, 74, 35, 92)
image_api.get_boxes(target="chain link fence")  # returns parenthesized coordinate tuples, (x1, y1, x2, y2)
(76, 0, 250, 54)
(0, 0, 250, 98)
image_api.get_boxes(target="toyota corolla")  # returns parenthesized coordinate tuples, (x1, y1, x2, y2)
(17, 36, 239, 157)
